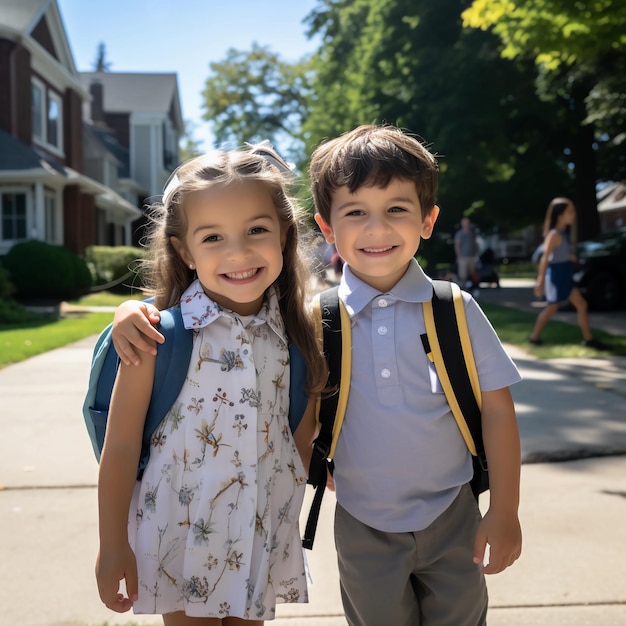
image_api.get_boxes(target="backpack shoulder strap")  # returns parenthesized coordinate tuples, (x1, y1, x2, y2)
(316, 286, 352, 460)
(287, 341, 308, 433)
(422, 281, 483, 458)
(303, 285, 351, 549)
(137, 307, 193, 477)
(83, 321, 118, 461)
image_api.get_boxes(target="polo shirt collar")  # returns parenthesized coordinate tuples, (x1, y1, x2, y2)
(338, 258, 433, 317)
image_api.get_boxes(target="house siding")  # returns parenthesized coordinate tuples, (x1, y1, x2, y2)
(0, 39, 12, 132)
(64, 88, 82, 169)
(31, 15, 57, 61)
(105, 113, 130, 149)
(0, 38, 32, 143)
(600, 209, 626, 232)
(63, 186, 97, 254)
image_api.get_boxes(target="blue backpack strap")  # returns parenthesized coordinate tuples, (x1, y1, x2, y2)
(83, 321, 119, 461)
(137, 307, 193, 477)
(287, 341, 308, 433)
(83, 306, 193, 479)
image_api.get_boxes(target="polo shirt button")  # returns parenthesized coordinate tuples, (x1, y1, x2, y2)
(381, 368, 391, 379)
(378, 298, 388, 308)
(378, 326, 387, 335)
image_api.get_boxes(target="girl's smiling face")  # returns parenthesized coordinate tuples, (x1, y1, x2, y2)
(172, 182, 285, 315)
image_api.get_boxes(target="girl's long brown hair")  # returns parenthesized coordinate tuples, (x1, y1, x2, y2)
(142, 147, 327, 395)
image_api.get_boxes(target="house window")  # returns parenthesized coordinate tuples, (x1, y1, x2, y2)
(32, 80, 44, 142)
(31, 78, 64, 153)
(47, 93, 62, 149)
(1, 192, 27, 241)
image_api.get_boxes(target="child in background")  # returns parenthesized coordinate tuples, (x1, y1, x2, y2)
(529, 197, 607, 349)
(111, 125, 523, 626)
(96, 146, 326, 625)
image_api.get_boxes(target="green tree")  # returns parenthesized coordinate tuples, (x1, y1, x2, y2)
(463, 0, 626, 237)
(93, 42, 111, 72)
(201, 44, 312, 165)
(303, 0, 570, 236)
(179, 120, 203, 163)
(462, 0, 626, 69)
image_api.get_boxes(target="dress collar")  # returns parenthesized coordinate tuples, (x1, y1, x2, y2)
(338, 258, 433, 318)
(179, 279, 286, 342)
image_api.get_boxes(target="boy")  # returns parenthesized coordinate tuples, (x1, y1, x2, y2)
(112, 125, 522, 626)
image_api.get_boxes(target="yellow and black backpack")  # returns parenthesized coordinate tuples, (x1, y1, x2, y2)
(303, 279, 487, 549)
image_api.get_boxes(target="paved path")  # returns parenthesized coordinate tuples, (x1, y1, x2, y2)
(1, 284, 625, 625)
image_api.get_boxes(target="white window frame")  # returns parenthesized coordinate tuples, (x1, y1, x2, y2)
(1, 188, 30, 243)
(31, 77, 64, 155)
(46, 91, 64, 153)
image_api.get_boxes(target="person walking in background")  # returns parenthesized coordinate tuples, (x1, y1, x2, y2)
(95, 145, 326, 623)
(454, 217, 479, 288)
(529, 197, 607, 349)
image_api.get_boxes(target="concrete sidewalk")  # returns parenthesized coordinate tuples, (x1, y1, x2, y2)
(1, 333, 626, 625)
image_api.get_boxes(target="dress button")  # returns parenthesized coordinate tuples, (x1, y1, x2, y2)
(378, 326, 387, 335)
(378, 298, 388, 308)
(381, 368, 391, 379)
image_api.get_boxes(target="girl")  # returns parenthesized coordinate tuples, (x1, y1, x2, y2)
(96, 146, 326, 625)
(529, 197, 606, 349)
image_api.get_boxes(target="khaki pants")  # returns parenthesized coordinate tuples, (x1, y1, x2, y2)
(334, 484, 488, 626)
(457, 256, 477, 284)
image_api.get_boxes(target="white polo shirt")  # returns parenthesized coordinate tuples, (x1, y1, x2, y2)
(332, 259, 522, 532)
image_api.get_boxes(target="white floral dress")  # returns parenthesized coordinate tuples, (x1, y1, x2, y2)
(128, 280, 308, 619)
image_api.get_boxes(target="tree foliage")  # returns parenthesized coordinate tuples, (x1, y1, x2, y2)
(463, 0, 626, 236)
(201, 44, 312, 164)
(93, 42, 111, 72)
(462, 0, 626, 69)
(302, 0, 570, 235)
(196, 0, 625, 241)
(178, 120, 203, 163)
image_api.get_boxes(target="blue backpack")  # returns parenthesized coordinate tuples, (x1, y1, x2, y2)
(83, 307, 308, 479)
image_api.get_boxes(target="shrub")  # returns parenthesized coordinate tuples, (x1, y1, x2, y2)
(0, 297, 45, 325)
(85, 245, 146, 294)
(0, 262, 15, 299)
(3, 240, 92, 301)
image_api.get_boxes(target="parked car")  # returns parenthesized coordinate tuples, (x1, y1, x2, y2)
(575, 228, 626, 310)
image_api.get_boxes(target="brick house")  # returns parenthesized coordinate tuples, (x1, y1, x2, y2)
(80, 71, 184, 244)
(598, 182, 626, 232)
(0, 0, 183, 256)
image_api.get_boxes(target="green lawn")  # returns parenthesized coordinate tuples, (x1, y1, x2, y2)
(67, 291, 145, 307)
(480, 302, 626, 357)
(0, 313, 113, 367)
(0, 297, 623, 370)
(0, 292, 146, 368)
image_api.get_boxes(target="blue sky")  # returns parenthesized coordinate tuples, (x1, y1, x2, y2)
(57, 0, 320, 150)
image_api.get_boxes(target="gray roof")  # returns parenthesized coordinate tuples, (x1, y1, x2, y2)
(0, 0, 78, 80)
(0, 128, 140, 217)
(0, 0, 49, 34)
(80, 72, 184, 130)
(85, 124, 130, 178)
(0, 127, 65, 173)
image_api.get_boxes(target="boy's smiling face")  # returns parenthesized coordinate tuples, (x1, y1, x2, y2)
(315, 179, 439, 293)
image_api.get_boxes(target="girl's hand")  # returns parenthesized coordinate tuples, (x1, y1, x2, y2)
(112, 300, 164, 366)
(95, 544, 138, 612)
(533, 278, 544, 298)
(473, 508, 522, 575)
